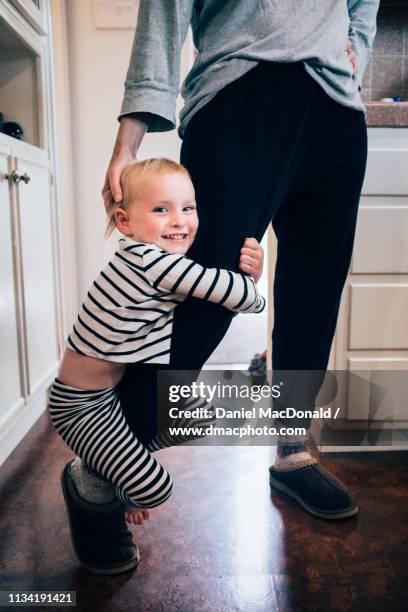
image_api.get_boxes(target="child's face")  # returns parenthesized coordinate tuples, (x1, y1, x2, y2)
(116, 171, 199, 254)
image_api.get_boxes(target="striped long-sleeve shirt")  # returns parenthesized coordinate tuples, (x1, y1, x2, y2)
(67, 237, 265, 364)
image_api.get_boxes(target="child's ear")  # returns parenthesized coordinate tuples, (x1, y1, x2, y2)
(115, 207, 132, 236)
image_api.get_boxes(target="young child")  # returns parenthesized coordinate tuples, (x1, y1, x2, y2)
(49, 158, 265, 565)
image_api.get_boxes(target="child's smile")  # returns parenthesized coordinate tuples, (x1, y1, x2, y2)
(115, 171, 199, 254)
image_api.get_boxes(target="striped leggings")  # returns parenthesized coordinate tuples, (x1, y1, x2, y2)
(48, 379, 173, 509)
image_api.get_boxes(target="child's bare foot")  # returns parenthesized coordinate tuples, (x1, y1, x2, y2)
(124, 506, 151, 525)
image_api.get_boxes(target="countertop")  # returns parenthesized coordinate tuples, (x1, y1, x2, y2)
(365, 101, 408, 127)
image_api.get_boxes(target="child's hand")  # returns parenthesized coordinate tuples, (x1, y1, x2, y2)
(239, 237, 264, 283)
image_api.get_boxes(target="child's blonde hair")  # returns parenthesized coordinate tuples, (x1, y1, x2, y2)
(105, 158, 192, 238)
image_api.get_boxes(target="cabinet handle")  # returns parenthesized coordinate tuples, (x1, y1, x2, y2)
(20, 173, 31, 184)
(5, 170, 20, 184)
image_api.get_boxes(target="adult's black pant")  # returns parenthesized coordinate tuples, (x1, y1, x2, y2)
(118, 61, 368, 443)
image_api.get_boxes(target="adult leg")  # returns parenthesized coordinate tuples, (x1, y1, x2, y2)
(272, 112, 367, 370)
(271, 93, 367, 423)
(269, 87, 368, 518)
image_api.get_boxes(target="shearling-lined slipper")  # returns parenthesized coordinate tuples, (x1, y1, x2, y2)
(61, 460, 140, 574)
(269, 454, 358, 520)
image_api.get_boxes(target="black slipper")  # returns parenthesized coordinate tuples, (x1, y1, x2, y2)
(61, 460, 140, 574)
(269, 461, 358, 520)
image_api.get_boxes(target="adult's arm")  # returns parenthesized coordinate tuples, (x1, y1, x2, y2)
(141, 247, 266, 314)
(347, 0, 380, 89)
(120, 0, 195, 131)
(103, 0, 195, 207)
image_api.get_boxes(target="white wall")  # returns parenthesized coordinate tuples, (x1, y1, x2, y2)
(65, 0, 194, 302)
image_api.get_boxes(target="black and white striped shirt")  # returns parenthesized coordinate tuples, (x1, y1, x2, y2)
(67, 237, 265, 364)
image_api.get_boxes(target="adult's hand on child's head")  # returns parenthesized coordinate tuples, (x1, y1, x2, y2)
(102, 114, 151, 212)
(102, 148, 136, 212)
(239, 237, 264, 283)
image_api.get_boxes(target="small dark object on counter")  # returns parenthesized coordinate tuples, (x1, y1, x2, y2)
(393, 96, 403, 102)
(0, 112, 24, 140)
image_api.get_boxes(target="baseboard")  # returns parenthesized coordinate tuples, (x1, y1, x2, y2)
(0, 388, 50, 466)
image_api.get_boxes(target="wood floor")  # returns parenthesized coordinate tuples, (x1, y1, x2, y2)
(0, 412, 407, 612)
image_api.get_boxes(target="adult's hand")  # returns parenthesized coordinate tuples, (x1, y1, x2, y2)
(346, 39, 358, 74)
(102, 113, 151, 212)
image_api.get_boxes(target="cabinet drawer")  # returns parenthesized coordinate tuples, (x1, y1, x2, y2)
(352, 199, 408, 274)
(362, 149, 408, 195)
(346, 358, 408, 421)
(349, 284, 408, 349)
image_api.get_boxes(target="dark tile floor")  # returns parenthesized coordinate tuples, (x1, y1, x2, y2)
(0, 412, 407, 612)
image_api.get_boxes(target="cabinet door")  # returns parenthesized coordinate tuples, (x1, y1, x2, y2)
(9, 0, 47, 35)
(16, 156, 58, 393)
(0, 151, 24, 415)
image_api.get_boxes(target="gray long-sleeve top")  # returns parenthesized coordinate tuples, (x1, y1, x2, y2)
(119, 0, 380, 139)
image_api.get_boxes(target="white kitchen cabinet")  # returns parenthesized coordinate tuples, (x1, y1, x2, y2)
(16, 153, 58, 393)
(0, 144, 24, 421)
(0, 137, 60, 464)
(0, 0, 65, 465)
(10, 0, 47, 34)
(328, 128, 408, 449)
